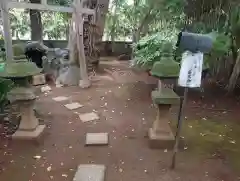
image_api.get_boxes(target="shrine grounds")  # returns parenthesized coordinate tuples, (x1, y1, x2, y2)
(0, 59, 240, 181)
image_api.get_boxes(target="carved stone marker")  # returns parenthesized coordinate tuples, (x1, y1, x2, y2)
(149, 56, 180, 149)
(149, 88, 179, 149)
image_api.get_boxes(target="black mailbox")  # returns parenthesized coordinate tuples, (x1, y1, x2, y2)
(176, 32, 213, 53)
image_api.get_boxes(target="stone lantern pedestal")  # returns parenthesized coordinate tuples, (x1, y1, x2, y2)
(8, 87, 45, 139)
(149, 57, 180, 149)
(0, 60, 45, 140)
(149, 88, 179, 149)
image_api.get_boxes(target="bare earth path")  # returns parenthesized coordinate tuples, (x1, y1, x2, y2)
(0, 60, 240, 181)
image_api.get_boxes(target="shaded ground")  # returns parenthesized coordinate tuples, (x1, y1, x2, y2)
(0, 60, 240, 181)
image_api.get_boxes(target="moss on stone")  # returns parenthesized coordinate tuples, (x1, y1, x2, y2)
(150, 57, 180, 78)
(12, 44, 25, 57)
(151, 88, 180, 105)
(0, 60, 42, 78)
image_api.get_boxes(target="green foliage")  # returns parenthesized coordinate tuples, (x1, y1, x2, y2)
(132, 33, 177, 70)
(205, 33, 231, 68)
(9, 10, 30, 39)
(0, 78, 14, 111)
(0, 49, 6, 62)
(42, 12, 68, 40)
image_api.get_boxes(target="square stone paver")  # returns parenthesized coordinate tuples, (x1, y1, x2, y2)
(64, 102, 83, 110)
(52, 96, 69, 102)
(79, 112, 99, 123)
(85, 133, 109, 146)
(73, 164, 106, 181)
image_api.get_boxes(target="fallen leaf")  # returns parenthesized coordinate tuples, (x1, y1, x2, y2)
(33, 155, 41, 160)
(229, 140, 236, 144)
(62, 174, 68, 177)
(119, 168, 123, 173)
(47, 166, 52, 172)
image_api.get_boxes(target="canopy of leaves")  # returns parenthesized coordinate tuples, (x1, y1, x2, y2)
(132, 33, 176, 70)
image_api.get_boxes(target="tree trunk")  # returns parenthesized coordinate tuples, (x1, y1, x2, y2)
(16, 31, 20, 40)
(110, 0, 120, 54)
(96, 0, 110, 39)
(227, 52, 240, 93)
(29, 0, 43, 41)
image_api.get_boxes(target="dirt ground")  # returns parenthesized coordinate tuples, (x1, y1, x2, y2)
(0, 60, 240, 181)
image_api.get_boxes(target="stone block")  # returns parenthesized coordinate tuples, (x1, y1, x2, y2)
(151, 88, 180, 105)
(148, 127, 175, 149)
(64, 102, 83, 110)
(73, 164, 106, 181)
(12, 125, 46, 140)
(85, 133, 108, 146)
(32, 74, 46, 86)
(52, 96, 69, 102)
(79, 112, 99, 123)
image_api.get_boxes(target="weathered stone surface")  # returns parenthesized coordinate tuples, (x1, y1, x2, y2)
(148, 97, 176, 149)
(32, 74, 46, 86)
(11, 98, 46, 140)
(41, 85, 52, 92)
(0, 60, 41, 78)
(52, 96, 69, 102)
(12, 125, 46, 140)
(79, 112, 99, 123)
(150, 57, 180, 78)
(56, 65, 80, 86)
(73, 164, 106, 181)
(151, 89, 180, 105)
(7, 87, 36, 102)
(148, 127, 175, 149)
(64, 102, 83, 110)
(85, 133, 108, 146)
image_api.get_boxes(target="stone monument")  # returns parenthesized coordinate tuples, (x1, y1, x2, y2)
(0, 60, 45, 140)
(149, 57, 180, 149)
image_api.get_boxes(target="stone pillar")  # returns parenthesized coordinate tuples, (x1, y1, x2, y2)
(8, 87, 46, 140)
(149, 88, 180, 149)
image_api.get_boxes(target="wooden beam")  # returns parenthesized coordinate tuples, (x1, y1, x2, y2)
(7, 1, 95, 15)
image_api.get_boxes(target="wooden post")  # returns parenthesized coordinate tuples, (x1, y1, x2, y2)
(75, 0, 90, 88)
(1, 0, 13, 62)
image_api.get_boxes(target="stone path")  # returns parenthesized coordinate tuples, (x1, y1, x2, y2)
(1, 61, 239, 181)
(53, 92, 108, 180)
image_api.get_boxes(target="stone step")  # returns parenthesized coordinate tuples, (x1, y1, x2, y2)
(73, 164, 106, 181)
(85, 133, 109, 146)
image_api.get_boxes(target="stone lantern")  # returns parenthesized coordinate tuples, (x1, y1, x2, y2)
(0, 60, 46, 140)
(148, 57, 180, 149)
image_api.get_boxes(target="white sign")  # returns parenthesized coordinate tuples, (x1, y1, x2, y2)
(178, 51, 204, 88)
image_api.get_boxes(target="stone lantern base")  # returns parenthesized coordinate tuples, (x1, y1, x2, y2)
(8, 87, 46, 140)
(149, 89, 180, 149)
